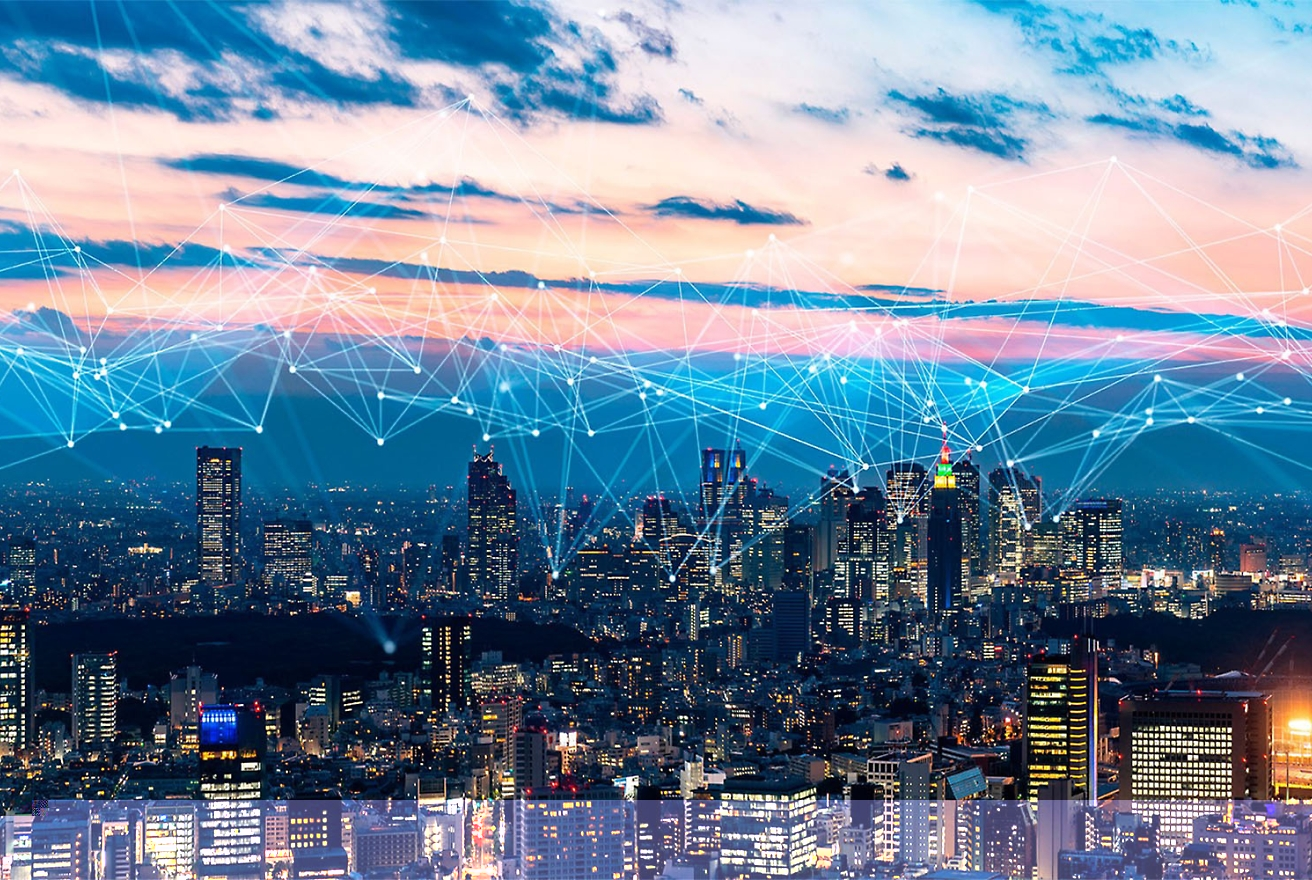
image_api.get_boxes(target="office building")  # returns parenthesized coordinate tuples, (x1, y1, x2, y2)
(782, 523, 813, 590)
(515, 784, 631, 880)
(988, 466, 1042, 578)
(30, 811, 92, 880)
(815, 467, 855, 574)
(144, 802, 197, 880)
(198, 703, 265, 878)
(7, 537, 35, 601)
(699, 446, 749, 584)
(837, 487, 887, 602)
(926, 436, 962, 621)
(196, 446, 242, 587)
(1192, 811, 1312, 879)
(720, 778, 818, 878)
(1024, 637, 1097, 798)
(1120, 689, 1273, 848)
(886, 462, 928, 598)
(1060, 499, 1124, 597)
(169, 665, 218, 733)
(772, 588, 811, 664)
(262, 519, 313, 597)
(0, 607, 31, 754)
(71, 651, 117, 750)
(467, 447, 517, 601)
(953, 456, 982, 578)
(422, 618, 472, 715)
(513, 715, 552, 796)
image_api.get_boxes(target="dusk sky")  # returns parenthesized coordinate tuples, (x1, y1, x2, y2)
(2, 0, 1312, 496)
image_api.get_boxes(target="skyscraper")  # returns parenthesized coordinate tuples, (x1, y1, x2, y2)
(1060, 499, 1124, 597)
(198, 703, 265, 878)
(953, 456, 981, 579)
(515, 784, 631, 880)
(926, 435, 962, 622)
(699, 446, 748, 585)
(467, 447, 517, 602)
(782, 524, 813, 590)
(988, 465, 1042, 579)
(837, 487, 888, 602)
(886, 462, 928, 598)
(261, 519, 313, 598)
(1120, 689, 1273, 848)
(422, 618, 472, 715)
(7, 537, 35, 602)
(1024, 637, 1098, 799)
(814, 467, 855, 574)
(71, 651, 117, 750)
(0, 607, 31, 754)
(196, 446, 242, 587)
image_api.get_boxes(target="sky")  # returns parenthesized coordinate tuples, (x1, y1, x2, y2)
(2, 0, 1312, 501)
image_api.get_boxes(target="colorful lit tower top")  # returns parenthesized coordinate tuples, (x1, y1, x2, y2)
(932, 426, 956, 490)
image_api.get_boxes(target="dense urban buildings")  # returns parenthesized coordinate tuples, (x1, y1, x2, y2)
(0, 440, 1308, 880)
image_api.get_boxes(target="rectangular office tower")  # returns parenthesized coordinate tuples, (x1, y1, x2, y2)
(1024, 637, 1098, 799)
(1120, 689, 1273, 849)
(71, 651, 117, 751)
(0, 607, 31, 754)
(467, 447, 517, 602)
(261, 519, 313, 597)
(198, 703, 266, 878)
(720, 778, 819, 878)
(196, 446, 242, 587)
(421, 618, 472, 715)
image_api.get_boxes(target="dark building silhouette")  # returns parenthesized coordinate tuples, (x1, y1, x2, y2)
(927, 435, 962, 622)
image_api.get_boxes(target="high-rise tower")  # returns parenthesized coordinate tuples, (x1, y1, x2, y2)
(988, 465, 1041, 579)
(467, 447, 518, 602)
(71, 651, 117, 750)
(196, 447, 242, 587)
(926, 432, 962, 622)
(953, 455, 981, 580)
(1024, 636, 1098, 799)
(1059, 499, 1124, 598)
(422, 618, 473, 715)
(0, 607, 31, 753)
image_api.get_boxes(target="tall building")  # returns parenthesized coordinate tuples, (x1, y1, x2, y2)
(422, 619, 472, 715)
(198, 703, 265, 878)
(1060, 499, 1124, 597)
(699, 446, 748, 584)
(953, 456, 982, 579)
(196, 446, 242, 587)
(515, 784, 631, 880)
(771, 588, 811, 664)
(262, 519, 313, 598)
(836, 487, 887, 602)
(1024, 637, 1098, 799)
(169, 664, 218, 743)
(926, 435, 962, 622)
(1120, 689, 1273, 848)
(513, 715, 552, 796)
(886, 462, 928, 598)
(467, 447, 517, 602)
(814, 467, 855, 574)
(988, 466, 1042, 579)
(0, 608, 31, 754)
(71, 651, 117, 750)
(782, 524, 813, 590)
(7, 537, 35, 602)
(720, 778, 818, 878)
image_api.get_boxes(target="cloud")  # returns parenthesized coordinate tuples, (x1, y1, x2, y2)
(864, 162, 914, 182)
(794, 103, 850, 124)
(972, 1, 1205, 77)
(0, 219, 230, 277)
(614, 10, 677, 59)
(644, 196, 806, 226)
(887, 87, 1047, 160)
(1087, 112, 1296, 169)
(384, 0, 663, 125)
(223, 189, 430, 220)
(678, 88, 703, 105)
(0, 0, 661, 126)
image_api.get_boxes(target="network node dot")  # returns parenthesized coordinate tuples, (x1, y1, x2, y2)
(1145, 417, 1154, 426)
(1092, 429, 1101, 438)
(465, 406, 474, 415)
(377, 391, 386, 400)
(587, 429, 596, 437)
(758, 401, 767, 410)
(255, 425, 264, 434)
(839, 376, 848, 385)
(163, 420, 172, 429)
(413, 365, 421, 374)
(589, 356, 597, 364)
(669, 575, 677, 584)
(1284, 397, 1293, 405)
(73, 245, 80, 253)
(1006, 459, 1015, 467)
(154, 426, 162, 434)
(66, 440, 74, 448)
(639, 392, 647, 400)
(1236, 372, 1245, 381)
(119, 423, 127, 431)
(111, 411, 120, 419)
(566, 378, 575, 386)
(1187, 416, 1196, 424)
(1021, 385, 1030, 394)
(768, 234, 776, 241)
(531, 429, 540, 437)
(1154, 374, 1161, 383)
(377, 438, 385, 446)
(289, 365, 297, 373)
(1256, 407, 1265, 414)
(482, 433, 491, 441)
(1145, 408, 1153, 416)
